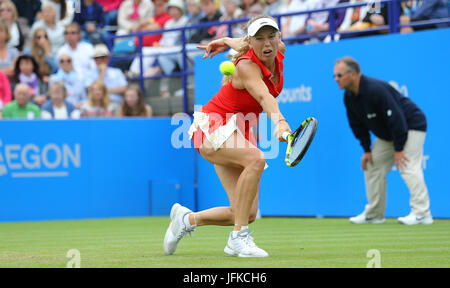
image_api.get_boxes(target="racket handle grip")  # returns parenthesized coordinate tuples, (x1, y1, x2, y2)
(282, 131, 290, 141)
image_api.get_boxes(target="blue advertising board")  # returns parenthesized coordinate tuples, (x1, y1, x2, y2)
(194, 28, 450, 218)
(0, 119, 195, 222)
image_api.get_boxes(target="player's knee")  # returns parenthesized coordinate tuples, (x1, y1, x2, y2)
(244, 150, 266, 172)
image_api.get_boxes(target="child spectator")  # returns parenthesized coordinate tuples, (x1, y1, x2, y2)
(118, 85, 152, 117)
(12, 55, 47, 106)
(80, 80, 116, 118)
(2, 83, 41, 119)
(41, 81, 80, 119)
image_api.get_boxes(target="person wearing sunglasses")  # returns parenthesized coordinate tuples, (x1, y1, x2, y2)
(334, 56, 432, 226)
(49, 53, 87, 108)
(56, 22, 96, 77)
(30, 4, 65, 53)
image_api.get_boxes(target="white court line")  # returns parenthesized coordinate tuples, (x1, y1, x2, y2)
(11, 171, 69, 178)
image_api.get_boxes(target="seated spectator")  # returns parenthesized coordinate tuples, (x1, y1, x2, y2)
(188, 0, 222, 45)
(241, 0, 265, 19)
(214, 0, 243, 39)
(359, 0, 401, 33)
(84, 44, 128, 108)
(337, 0, 371, 34)
(41, 0, 74, 27)
(400, 0, 449, 33)
(185, 0, 204, 41)
(305, 0, 348, 42)
(73, 0, 107, 45)
(0, 0, 27, 51)
(134, 0, 171, 47)
(129, 0, 188, 77)
(41, 81, 80, 119)
(303, 0, 341, 36)
(11, 55, 48, 106)
(49, 53, 87, 108)
(264, 0, 283, 15)
(281, 0, 315, 39)
(80, 80, 116, 118)
(116, 0, 154, 36)
(0, 22, 19, 77)
(0, 69, 12, 112)
(31, 4, 65, 54)
(57, 23, 97, 76)
(26, 28, 58, 84)
(2, 83, 41, 119)
(95, 0, 123, 26)
(12, 0, 42, 27)
(118, 85, 152, 117)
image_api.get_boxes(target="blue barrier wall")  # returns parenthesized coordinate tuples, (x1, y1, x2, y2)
(194, 28, 450, 218)
(0, 119, 195, 222)
(1, 29, 449, 222)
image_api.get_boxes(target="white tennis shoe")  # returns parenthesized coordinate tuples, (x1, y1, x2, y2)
(398, 213, 433, 225)
(349, 213, 386, 224)
(224, 229, 269, 258)
(164, 203, 195, 255)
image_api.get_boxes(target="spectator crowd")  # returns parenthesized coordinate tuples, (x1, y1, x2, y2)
(0, 0, 448, 119)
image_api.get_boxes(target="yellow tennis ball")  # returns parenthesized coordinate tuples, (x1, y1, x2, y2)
(220, 61, 235, 76)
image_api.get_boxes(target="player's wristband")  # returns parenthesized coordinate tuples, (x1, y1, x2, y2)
(275, 118, 287, 126)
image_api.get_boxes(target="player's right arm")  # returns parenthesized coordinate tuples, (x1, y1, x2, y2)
(198, 37, 245, 59)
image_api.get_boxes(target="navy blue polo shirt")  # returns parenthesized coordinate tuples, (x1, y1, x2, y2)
(344, 75, 426, 152)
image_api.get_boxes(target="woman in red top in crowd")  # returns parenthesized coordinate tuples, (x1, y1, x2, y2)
(164, 15, 291, 258)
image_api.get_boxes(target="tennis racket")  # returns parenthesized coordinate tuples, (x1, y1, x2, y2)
(282, 117, 318, 167)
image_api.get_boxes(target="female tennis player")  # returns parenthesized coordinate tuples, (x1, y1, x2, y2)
(164, 15, 291, 257)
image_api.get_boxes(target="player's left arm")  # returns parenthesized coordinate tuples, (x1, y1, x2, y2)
(237, 60, 291, 141)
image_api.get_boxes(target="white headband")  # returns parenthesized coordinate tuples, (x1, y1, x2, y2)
(247, 18, 279, 37)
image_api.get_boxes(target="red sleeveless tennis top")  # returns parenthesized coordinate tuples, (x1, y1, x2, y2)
(202, 48, 284, 123)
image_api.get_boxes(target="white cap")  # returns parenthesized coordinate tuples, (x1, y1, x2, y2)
(247, 17, 279, 37)
(93, 44, 110, 58)
(167, 0, 185, 12)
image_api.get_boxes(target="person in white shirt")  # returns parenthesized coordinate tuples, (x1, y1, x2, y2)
(84, 44, 128, 107)
(57, 23, 97, 77)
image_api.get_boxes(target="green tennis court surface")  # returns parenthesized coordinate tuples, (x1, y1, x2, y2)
(0, 217, 449, 268)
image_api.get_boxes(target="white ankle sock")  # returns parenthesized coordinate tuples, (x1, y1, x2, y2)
(183, 213, 195, 230)
(232, 226, 248, 237)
